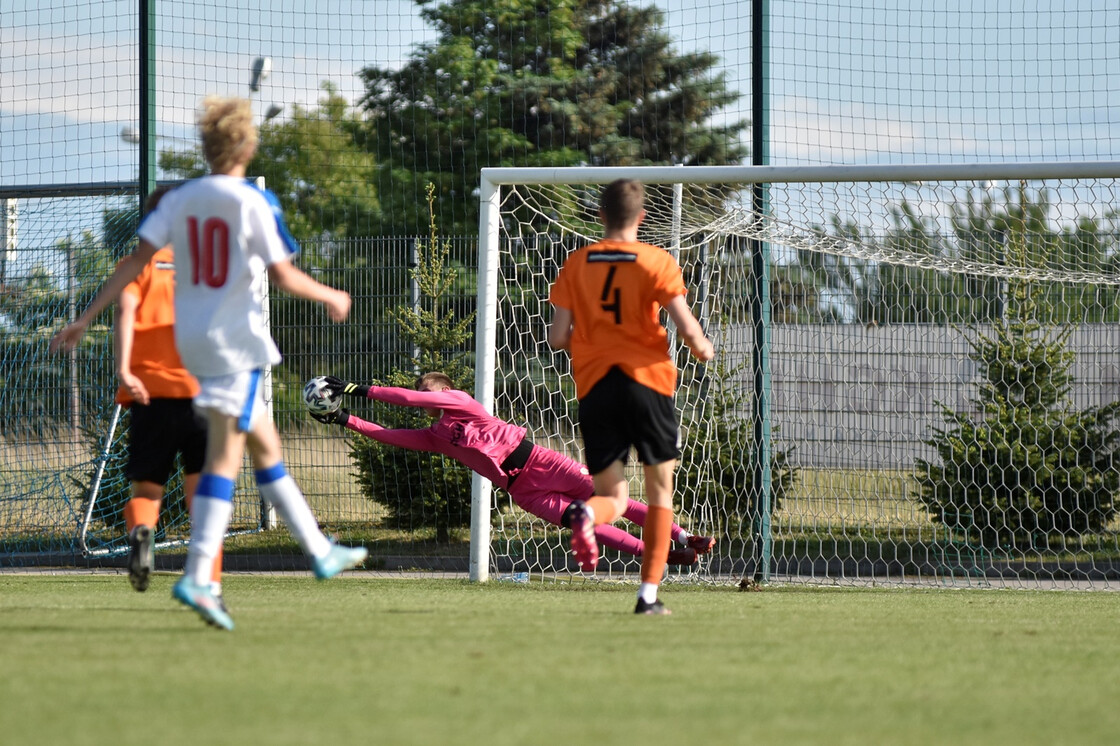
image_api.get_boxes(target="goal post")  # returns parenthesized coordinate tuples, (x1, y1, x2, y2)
(471, 176, 503, 582)
(474, 161, 1120, 587)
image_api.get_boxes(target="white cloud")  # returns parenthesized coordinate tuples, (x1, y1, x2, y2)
(2, 2, 432, 134)
(3, 29, 136, 124)
(772, 96, 970, 164)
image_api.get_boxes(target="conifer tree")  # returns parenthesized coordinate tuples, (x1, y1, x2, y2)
(915, 203, 1120, 548)
(358, 0, 747, 235)
(349, 184, 476, 543)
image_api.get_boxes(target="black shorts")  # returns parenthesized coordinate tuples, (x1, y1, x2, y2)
(578, 366, 679, 474)
(126, 398, 208, 484)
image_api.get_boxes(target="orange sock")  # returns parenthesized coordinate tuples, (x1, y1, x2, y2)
(211, 545, 224, 585)
(640, 505, 673, 585)
(585, 496, 623, 525)
(123, 497, 160, 534)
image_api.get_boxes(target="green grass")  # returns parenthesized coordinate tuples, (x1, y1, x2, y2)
(782, 467, 930, 528)
(2, 576, 1119, 745)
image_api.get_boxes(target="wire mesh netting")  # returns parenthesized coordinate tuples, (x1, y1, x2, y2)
(3, 1, 1120, 585)
(1, 226, 479, 571)
(486, 173, 1120, 588)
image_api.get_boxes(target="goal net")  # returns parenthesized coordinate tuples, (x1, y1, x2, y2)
(474, 163, 1120, 588)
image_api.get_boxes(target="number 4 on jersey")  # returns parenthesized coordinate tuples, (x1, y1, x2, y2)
(600, 265, 621, 323)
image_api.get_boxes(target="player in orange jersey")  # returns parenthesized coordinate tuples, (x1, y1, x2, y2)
(113, 186, 222, 602)
(547, 178, 714, 615)
(52, 98, 365, 631)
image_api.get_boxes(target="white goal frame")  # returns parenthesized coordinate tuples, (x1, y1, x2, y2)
(471, 161, 1120, 583)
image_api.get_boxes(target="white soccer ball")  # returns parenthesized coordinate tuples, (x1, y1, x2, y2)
(303, 377, 341, 415)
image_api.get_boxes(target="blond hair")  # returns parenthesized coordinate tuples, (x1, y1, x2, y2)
(198, 96, 258, 172)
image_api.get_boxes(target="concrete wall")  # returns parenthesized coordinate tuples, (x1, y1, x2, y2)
(759, 324, 1120, 469)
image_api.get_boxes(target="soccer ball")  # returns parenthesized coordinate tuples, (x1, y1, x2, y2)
(302, 377, 341, 415)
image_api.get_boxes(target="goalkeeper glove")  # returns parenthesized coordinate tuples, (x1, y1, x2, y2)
(322, 375, 370, 399)
(310, 408, 350, 427)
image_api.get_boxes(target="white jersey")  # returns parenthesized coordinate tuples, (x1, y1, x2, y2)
(137, 175, 297, 377)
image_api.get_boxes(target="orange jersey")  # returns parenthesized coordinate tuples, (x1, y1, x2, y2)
(114, 247, 199, 404)
(549, 238, 687, 399)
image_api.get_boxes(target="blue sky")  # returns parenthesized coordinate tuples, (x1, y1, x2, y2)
(1, 0, 1117, 274)
(766, 1, 1119, 163)
(3, 0, 1116, 188)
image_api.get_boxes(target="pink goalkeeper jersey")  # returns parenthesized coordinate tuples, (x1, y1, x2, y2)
(344, 387, 527, 488)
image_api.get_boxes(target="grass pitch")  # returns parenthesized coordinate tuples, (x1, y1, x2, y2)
(2, 575, 1118, 746)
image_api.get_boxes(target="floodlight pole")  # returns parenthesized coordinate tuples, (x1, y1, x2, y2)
(246, 60, 279, 532)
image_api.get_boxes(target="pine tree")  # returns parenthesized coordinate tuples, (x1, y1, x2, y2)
(348, 184, 476, 543)
(357, 0, 747, 235)
(914, 206, 1120, 548)
(676, 359, 797, 533)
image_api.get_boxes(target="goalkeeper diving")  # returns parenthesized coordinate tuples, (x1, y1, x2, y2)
(307, 372, 715, 567)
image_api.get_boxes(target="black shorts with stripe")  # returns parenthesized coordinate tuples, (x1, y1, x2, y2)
(126, 398, 207, 484)
(577, 366, 679, 474)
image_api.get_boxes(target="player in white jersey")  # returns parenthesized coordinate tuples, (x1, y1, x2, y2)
(140, 173, 289, 378)
(50, 96, 367, 630)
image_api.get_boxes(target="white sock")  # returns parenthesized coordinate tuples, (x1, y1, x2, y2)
(210, 582, 222, 597)
(257, 471, 331, 558)
(676, 530, 691, 546)
(638, 582, 659, 604)
(185, 496, 233, 586)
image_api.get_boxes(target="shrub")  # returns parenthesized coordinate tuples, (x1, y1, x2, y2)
(677, 358, 797, 533)
(915, 227, 1120, 548)
(349, 184, 475, 542)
